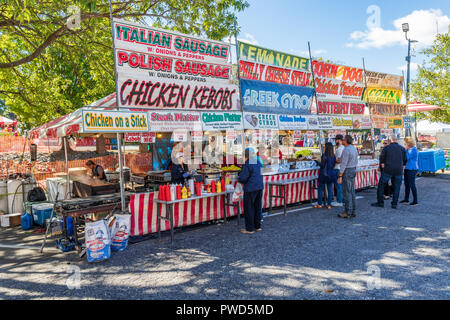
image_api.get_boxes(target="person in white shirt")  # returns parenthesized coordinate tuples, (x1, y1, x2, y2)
(332, 134, 345, 207)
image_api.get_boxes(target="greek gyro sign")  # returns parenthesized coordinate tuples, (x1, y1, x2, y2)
(82, 110, 149, 133)
(241, 79, 314, 115)
(243, 112, 279, 130)
(113, 19, 239, 111)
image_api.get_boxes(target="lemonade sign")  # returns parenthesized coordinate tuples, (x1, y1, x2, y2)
(82, 110, 149, 133)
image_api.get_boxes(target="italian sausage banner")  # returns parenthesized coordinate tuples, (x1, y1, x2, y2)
(240, 79, 314, 115)
(238, 41, 310, 72)
(365, 71, 404, 91)
(113, 18, 239, 110)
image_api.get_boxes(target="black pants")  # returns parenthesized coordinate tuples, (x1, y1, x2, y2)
(404, 169, 418, 203)
(243, 190, 263, 232)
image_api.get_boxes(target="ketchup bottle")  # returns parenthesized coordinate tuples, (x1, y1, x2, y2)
(176, 184, 182, 200)
(211, 180, 216, 193)
(196, 182, 201, 196)
(221, 178, 225, 188)
(165, 184, 171, 201)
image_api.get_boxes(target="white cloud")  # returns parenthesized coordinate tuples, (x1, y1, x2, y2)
(290, 49, 327, 57)
(224, 33, 259, 45)
(397, 62, 419, 72)
(346, 9, 450, 49)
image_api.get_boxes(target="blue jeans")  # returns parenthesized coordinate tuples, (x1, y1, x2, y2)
(334, 169, 343, 203)
(403, 169, 418, 203)
(377, 172, 402, 206)
(342, 168, 356, 213)
(318, 181, 333, 206)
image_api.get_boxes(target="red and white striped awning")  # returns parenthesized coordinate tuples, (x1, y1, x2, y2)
(29, 94, 119, 139)
(29, 93, 154, 139)
(408, 101, 444, 112)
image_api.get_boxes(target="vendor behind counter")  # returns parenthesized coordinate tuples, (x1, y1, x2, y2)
(85, 160, 106, 181)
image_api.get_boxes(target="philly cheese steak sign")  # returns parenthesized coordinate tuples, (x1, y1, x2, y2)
(113, 19, 239, 110)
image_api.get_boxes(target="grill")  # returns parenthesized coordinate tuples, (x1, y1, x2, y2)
(55, 193, 130, 217)
(72, 180, 120, 198)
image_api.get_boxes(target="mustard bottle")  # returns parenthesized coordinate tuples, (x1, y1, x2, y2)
(182, 186, 188, 199)
(216, 180, 222, 193)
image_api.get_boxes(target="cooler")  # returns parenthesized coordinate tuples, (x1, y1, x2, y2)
(32, 203, 54, 227)
(418, 149, 446, 174)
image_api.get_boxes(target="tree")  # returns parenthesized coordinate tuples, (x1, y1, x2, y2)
(0, 0, 249, 128)
(411, 26, 450, 123)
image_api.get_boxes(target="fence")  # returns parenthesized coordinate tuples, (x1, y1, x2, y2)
(0, 153, 153, 181)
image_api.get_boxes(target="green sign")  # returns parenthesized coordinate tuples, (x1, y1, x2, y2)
(238, 41, 310, 72)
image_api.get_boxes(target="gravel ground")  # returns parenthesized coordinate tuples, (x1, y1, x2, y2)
(0, 175, 449, 300)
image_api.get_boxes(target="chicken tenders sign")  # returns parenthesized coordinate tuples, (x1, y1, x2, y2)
(312, 60, 365, 103)
(113, 19, 239, 111)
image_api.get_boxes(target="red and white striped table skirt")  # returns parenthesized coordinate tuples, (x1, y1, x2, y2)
(129, 168, 379, 236)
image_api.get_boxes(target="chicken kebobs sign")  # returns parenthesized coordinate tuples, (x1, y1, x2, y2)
(113, 19, 239, 111)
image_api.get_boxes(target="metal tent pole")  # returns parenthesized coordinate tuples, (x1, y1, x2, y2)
(108, 0, 126, 211)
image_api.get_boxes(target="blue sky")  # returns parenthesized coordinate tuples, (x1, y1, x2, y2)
(235, 0, 450, 81)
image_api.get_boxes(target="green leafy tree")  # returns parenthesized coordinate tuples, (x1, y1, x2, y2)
(0, 0, 249, 128)
(411, 26, 450, 123)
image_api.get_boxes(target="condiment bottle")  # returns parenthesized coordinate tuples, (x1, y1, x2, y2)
(195, 182, 202, 196)
(216, 180, 222, 193)
(211, 180, 216, 193)
(182, 186, 188, 199)
(165, 184, 171, 201)
(176, 184, 182, 200)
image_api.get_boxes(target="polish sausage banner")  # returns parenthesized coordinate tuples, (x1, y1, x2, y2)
(113, 18, 239, 110)
(240, 79, 314, 115)
(239, 59, 312, 87)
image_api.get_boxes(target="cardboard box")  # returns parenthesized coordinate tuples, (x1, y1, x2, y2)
(0, 213, 22, 227)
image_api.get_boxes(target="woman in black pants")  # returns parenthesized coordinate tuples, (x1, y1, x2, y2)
(400, 137, 419, 205)
(238, 148, 264, 234)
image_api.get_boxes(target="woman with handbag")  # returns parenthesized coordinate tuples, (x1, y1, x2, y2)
(313, 142, 337, 210)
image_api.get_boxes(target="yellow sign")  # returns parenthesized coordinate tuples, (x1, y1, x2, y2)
(387, 117, 404, 129)
(364, 88, 403, 104)
(82, 110, 149, 133)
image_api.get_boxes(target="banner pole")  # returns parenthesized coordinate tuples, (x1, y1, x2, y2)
(307, 42, 323, 155)
(234, 23, 247, 164)
(108, 0, 126, 212)
(362, 58, 376, 156)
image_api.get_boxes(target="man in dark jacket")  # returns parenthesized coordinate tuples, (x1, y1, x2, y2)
(372, 135, 407, 209)
(238, 148, 264, 234)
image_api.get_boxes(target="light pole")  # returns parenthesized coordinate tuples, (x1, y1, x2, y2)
(402, 23, 418, 140)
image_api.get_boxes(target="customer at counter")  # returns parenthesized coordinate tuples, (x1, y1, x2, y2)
(337, 135, 358, 219)
(85, 160, 106, 181)
(239, 148, 264, 235)
(314, 142, 337, 210)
